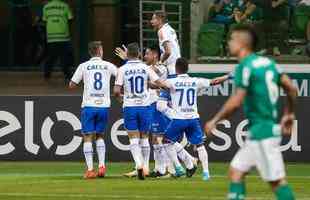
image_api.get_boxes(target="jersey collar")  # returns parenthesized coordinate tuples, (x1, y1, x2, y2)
(240, 53, 256, 64)
(127, 59, 142, 64)
(177, 74, 189, 77)
(90, 57, 102, 61)
(159, 23, 169, 31)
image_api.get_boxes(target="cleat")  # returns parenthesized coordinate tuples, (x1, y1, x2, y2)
(149, 171, 165, 178)
(202, 172, 210, 181)
(149, 171, 159, 178)
(137, 168, 145, 180)
(97, 166, 106, 178)
(186, 165, 197, 178)
(84, 170, 97, 179)
(123, 170, 137, 178)
(175, 166, 185, 177)
(159, 173, 175, 179)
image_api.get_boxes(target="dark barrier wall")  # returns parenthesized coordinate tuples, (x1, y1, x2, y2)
(0, 95, 308, 162)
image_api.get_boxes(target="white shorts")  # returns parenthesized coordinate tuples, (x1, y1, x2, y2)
(230, 137, 286, 182)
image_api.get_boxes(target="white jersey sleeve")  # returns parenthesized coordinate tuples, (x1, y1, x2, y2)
(167, 75, 202, 119)
(197, 78, 211, 90)
(120, 60, 156, 107)
(147, 67, 160, 82)
(115, 67, 124, 86)
(72, 58, 117, 108)
(109, 63, 118, 77)
(158, 23, 181, 70)
(71, 64, 83, 84)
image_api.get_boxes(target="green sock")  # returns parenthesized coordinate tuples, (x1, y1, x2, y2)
(275, 185, 295, 200)
(228, 182, 246, 200)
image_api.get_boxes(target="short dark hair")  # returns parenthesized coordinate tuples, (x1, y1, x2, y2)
(146, 45, 160, 56)
(88, 41, 102, 56)
(176, 58, 189, 74)
(231, 24, 258, 50)
(153, 10, 167, 22)
(127, 42, 140, 58)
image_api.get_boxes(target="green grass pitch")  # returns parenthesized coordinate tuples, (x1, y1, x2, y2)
(0, 162, 309, 200)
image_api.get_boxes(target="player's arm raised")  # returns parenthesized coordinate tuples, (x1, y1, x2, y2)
(280, 74, 298, 136)
(210, 72, 234, 86)
(114, 45, 128, 61)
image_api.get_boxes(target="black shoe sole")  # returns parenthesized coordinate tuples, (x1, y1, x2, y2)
(137, 169, 145, 180)
(186, 166, 197, 178)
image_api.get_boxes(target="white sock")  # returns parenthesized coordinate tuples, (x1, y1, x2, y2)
(140, 138, 150, 171)
(96, 139, 106, 167)
(164, 143, 182, 168)
(153, 144, 160, 172)
(83, 141, 93, 171)
(129, 138, 143, 169)
(154, 144, 167, 174)
(197, 145, 209, 174)
(174, 142, 194, 169)
(164, 152, 175, 174)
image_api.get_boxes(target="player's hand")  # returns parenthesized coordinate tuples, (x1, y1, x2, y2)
(115, 45, 128, 60)
(280, 113, 295, 136)
(204, 120, 216, 137)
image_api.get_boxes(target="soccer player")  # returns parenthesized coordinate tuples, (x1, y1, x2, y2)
(114, 43, 169, 180)
(150, 10, 181, 76)
(69, 41, 117, 179)
(115, 45, 198, 178)
(204, 25, 296, 200)
(159, 58, 221, 180)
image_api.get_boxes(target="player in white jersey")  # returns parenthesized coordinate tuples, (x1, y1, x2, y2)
(151, 10, 181, 76)
(158, 58, 225, 180)
(114, 43, 169, 180)
(69, 41, 117, 179)
(144, 47, 199, 178)
(115, 45, 199, 178)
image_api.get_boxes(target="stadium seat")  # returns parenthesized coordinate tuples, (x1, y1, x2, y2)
(197, 23, 225, 57)
(290, 5, 310, 39)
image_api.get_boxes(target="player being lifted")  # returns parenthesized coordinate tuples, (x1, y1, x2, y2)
(205, 25, 296, 200)
(151, 10, 181, 76)
(115, 46, 198, 178)
(150, 10, 202, 176)
(114, 43, 169, 180)
(158, 58, 227, 180)
(69, 41, 118, 179)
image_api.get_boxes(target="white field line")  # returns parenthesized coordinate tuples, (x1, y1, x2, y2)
(1, 192, 310, 200)
(0, 173, 309, 179)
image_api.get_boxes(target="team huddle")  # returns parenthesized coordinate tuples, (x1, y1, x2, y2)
(69, 11, 297, 200)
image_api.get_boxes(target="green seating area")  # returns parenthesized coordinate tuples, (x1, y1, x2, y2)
(197, 3, 310, 62)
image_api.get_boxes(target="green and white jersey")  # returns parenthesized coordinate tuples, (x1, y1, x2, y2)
(43, 0, 73, 43)
(234, 53, 283, 140)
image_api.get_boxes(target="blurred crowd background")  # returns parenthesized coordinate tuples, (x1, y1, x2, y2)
(0, 0, 309, 72)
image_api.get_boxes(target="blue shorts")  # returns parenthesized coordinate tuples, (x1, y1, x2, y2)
(81, 107, 109, 134)
(123, 106, 152, 133)
(150, 103, 170, 134)
(165, 118, 205, 145)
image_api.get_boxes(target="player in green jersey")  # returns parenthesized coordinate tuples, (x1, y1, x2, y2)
(205, 25, 297, 200)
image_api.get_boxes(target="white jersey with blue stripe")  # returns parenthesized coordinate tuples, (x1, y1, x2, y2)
(71, 57, 117, 108)
(115, 60, 160, 107)
(165, 74, 211, 119)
